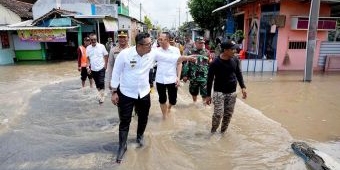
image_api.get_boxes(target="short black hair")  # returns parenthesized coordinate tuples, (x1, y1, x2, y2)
(161, 32, 171, 40)
(135, 32, 150, 45)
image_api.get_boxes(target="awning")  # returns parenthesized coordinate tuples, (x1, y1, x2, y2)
(103, 18, 118, 32)
(212, 0, 242, 13)
(0, 26, 79, 31)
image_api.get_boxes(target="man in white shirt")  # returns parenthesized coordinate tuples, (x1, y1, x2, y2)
(110, 32, 195, 163)
(111, 33, 154, 163)
(155, 32, 182, 119)
(86, 33, 108, 104)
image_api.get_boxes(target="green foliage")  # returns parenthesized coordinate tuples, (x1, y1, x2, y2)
(231, 30, 245, 43)
(144, 16, 153, 30)
(187, 0, 225, 33)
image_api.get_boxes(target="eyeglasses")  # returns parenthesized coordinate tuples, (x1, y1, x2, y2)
(90, 39, 97, 42)
(139, 42, 152, 48)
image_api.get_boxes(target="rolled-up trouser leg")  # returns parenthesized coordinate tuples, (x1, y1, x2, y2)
(212, 92, 224, 133)
(220, 92, 237, 133)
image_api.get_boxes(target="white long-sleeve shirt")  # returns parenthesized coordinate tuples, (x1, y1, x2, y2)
(111, 46, 155, 99)
(154, 46, 181, 84)
(111, 46, 181, 99)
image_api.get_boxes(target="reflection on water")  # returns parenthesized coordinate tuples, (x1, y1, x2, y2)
(244, 71, 340, 142)
(0, 61, 339, 170)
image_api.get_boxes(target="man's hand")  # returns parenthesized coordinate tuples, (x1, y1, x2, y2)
(182, 76, 188, 83)
(187, 55, 197, 63)
(109, 85, 112, 90)
(205, 96, 212, 105)
(241, 88, 247, 99)
(78, 67, 81, 72)
(111, 92, 119, 105)
(175, 77, 180, 87)
(86, 67, 91, 74)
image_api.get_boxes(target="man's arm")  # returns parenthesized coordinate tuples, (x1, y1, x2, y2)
(205, 62, 215, 105)
(104, 54, 109, 70)
(107, 49, 116, 89)
(176, 59, 183, 86)
(110, 51, 123, 106)
(110, 51, 124, 90)
(235, 58, 246, 89)
(77, 47, 81, 68)
(102, 44, 109, 69)
(177, 55, 196, 63)
(234, 58, 247, 99)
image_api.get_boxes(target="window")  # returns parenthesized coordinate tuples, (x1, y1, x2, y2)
(288, 41, 306, 49)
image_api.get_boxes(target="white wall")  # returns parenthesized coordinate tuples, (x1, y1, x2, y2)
(0, 32, 15, 65)
(33, 0, 92, 19)
(118, 15, 131, 30)
(33, 0, 118, 20)
(12, 35, 41, 50)
(0, 5, 21, 25)
(241, 59, 277, 72)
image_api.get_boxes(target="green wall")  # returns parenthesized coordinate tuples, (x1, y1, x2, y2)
(15, 50, 45, 61)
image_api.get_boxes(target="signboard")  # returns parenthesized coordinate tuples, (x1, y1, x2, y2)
(17, 29, 67, 42)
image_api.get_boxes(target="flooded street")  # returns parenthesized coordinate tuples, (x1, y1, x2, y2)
(0, 61, 339, 170)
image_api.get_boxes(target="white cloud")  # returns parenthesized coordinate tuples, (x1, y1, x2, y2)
(130, 0, 193, 28)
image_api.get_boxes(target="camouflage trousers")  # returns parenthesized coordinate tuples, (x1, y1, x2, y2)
(211, 92, 237, 133)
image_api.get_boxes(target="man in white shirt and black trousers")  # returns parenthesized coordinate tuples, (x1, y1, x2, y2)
(86, 33, 109, 104)
(110, 32, 195, 163)
(111, 33, 154, 164)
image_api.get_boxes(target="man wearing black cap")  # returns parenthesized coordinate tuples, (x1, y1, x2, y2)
(206, 41, 247, 134)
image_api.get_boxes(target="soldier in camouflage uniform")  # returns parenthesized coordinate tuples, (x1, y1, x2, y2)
(182, 36, 211, 102)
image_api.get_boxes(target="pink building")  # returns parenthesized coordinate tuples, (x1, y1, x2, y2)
(214, 0, 340, 72)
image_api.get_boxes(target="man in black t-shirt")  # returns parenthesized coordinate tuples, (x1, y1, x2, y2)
(206, 41, 247, 134)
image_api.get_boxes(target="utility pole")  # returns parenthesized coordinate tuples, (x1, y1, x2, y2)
(186, 11, 188, 22)
(178, 7, 181, 28)
(140, 3, 142, 22)
(304, 0, 320, 82)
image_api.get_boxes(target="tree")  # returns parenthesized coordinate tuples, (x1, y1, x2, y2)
(187, 0, 226, 39)
(144, 16, 153, 30)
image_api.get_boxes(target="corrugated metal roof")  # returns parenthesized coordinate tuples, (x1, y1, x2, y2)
(7, 20, 33, 27)
(32, 8, 81, 26)
(0, 26, 78, 31)
(0, 0, 33, 19)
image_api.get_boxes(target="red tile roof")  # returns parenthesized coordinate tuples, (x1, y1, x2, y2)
(0, 0, 33, 19)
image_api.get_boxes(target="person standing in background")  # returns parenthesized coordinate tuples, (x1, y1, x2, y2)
(105, 37, 114, 54)
(77, 37, 93, 88)
(107, 30, 130, 90)
(86, 33, 108, 104)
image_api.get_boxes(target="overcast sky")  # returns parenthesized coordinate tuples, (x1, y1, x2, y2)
(128, 0, 193, 28)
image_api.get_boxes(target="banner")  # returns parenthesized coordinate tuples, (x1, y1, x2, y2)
(17, 29, 67, 42)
